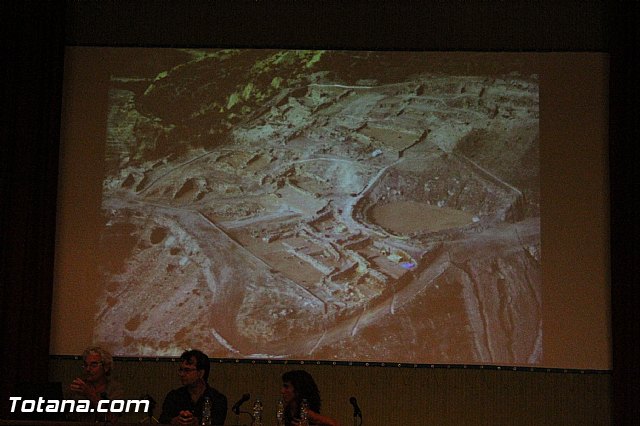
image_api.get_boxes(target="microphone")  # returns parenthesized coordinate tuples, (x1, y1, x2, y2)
(232, 393, 250, 415)
(349, 396, 362, 418)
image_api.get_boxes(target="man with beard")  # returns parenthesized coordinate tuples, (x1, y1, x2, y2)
(68, 346, 124, 423)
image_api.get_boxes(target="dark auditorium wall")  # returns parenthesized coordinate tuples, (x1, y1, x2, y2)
(1, 0, 66, 418)
(3, 1, 637, 424)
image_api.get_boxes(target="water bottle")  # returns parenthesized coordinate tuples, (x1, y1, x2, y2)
(299, 398, 310, 426)
(276, 397, 285, 426)
(201, 396, 212, 426)
(252, 397, 263, 426)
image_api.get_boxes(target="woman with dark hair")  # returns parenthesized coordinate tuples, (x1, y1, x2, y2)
(280, 370, 340, 426)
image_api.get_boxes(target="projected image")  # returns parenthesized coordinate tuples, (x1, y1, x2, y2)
(96, 49, 540, 364)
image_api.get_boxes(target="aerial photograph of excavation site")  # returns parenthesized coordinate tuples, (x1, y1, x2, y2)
(95, 49, 541, 365)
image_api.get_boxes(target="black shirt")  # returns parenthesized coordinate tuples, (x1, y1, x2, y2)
(159, 384, 227, 425)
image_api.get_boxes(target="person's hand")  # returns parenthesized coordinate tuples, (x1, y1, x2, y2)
(172, 410, 197, 425)
(293, 409, 341, 426)
(69, 378, 97, 400)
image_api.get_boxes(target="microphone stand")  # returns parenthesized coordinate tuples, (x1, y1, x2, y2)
(352, 414, 362, 426)
(352, 406, 362, 426)
(228, 409, 252, 426)
(138, 394, 158, 424)
(138, 414, 159, 424)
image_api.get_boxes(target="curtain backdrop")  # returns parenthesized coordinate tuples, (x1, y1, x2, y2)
(609, 3, 640, 425)
(0, 1, 65, 417)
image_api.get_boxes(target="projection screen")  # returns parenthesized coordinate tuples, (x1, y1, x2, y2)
(50, 48, 610, 370)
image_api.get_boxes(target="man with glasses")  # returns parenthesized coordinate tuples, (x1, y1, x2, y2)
(68, 346, 124, 423)
(159, 349, 227, 425)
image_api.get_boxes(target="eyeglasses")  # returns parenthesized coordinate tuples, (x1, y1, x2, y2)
(81, 361, 103, 369)
(178, 367, 198, 375)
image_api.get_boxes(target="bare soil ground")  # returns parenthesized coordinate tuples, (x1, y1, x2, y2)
(96, 50, 541, 364)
